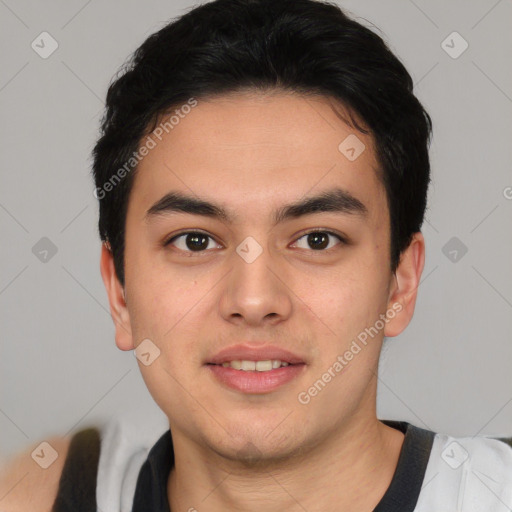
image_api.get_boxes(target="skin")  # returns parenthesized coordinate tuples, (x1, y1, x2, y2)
(101, 90, 425, 511)
(0, 436, 70, 511)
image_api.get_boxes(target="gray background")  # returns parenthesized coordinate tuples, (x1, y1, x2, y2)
(1, 0, 511, 461)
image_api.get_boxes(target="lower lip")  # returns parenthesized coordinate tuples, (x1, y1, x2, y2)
(207, 364, 306, 393)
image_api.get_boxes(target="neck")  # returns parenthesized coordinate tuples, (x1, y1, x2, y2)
(167, 415, 405, 512)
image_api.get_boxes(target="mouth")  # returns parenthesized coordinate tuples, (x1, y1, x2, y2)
(205, 345, 306, 393)
(208, 359, 297, 371)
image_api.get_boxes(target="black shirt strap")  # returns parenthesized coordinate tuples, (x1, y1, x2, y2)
(496, 437, 512, 449)
(132, 430, 174, 512)
(374, 420, 435, 512)
(51, 427, 101, 512)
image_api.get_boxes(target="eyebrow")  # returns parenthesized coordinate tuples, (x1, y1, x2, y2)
(145, 187, 368, 224)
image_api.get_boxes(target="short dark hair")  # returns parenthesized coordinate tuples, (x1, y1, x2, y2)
(92, 0, 432, 287)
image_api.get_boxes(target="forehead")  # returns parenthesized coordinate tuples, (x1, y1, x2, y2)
(130, 91, 387, 225)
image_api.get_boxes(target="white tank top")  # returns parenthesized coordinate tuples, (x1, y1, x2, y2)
(94, 408, 512, 511)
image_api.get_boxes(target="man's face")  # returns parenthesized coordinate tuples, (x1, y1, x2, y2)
(115, 91, 408, 461)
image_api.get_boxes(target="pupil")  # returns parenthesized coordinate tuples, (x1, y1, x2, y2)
(308, 232, 328, 250)
(186, 233, 208, 251)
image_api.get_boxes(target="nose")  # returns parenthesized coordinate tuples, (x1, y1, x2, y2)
(218, 242, 293, 327)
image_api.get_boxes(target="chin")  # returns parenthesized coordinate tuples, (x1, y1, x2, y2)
(213, 437, 301, 468)
(203, 418, 310, 467)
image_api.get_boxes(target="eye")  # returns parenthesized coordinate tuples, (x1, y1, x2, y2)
(164, 229, 346, 254)
(164, 231, 222, 253)
(292, 230, 346, 251)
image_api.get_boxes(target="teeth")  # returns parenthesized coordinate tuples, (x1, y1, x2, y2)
(220, 359, 290, 371)
(241, 360, 256, 371)
(256, 360, 272, 371)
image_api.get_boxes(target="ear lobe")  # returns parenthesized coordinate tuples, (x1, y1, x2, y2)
(99, 242, 134, 351)
(384, 232, 425, 338)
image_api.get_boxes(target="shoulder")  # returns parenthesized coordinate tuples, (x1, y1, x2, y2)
(415, 431, 512, 511)
(0, 407, 168, 512)
(432, 432, 512, 474)
(0, 435, 71, 512)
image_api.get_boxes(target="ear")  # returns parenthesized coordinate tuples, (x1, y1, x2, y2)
(99, 242, 134, 351)
(384, 231, 425, 338)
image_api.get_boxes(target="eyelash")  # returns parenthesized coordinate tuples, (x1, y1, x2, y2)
(163, 229, 347, 254)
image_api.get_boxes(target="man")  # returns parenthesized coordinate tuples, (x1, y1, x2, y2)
(1, 0, 511, 510)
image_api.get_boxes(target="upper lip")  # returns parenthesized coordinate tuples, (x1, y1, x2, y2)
(207, 344, 306, 365)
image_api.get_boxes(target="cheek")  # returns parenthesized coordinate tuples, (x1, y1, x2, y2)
(127, 271, 211, 402)
(135, 278, 204, 341)
(125, 249, 207, 348)
(307, 265, 386, 339)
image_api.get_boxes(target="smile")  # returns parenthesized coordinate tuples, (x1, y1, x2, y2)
(216, 359, 291, 371)
(207, 361, 306, 393)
